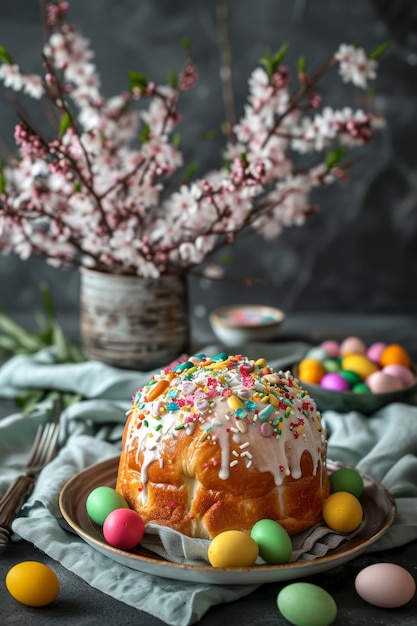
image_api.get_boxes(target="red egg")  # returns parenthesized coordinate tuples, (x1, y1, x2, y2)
(103, 508, 145, 550)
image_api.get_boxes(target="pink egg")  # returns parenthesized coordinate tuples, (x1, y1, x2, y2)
(319, 340, 340, 358)
(366, 342, 387, 363)
(340, 336, 367, 356)
(320, 372, 350, 392)
(355, 563, 416, 608)
(103, 508, 145, 550)
(366, 371, 403, 394)
(382, 364, 415, 388)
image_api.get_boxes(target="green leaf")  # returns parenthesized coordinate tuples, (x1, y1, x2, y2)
(16, 389, 46, 416)
(128, 70, 148, 91)
(272, 42, 290, 67)
(182, 160, 199, 182)
(168, 70, 178, 89)
(172, 131, 181, 149)
(0, 160, 5, 194)
(73, 181, 82, 192)
(139, 123, 151, 143)
(261, 43, 290, 78)
(39, 281, 56, 319)
(201, 129, 218, 141)
(369, 40, 390, 60)
(0, 311, 42, 351)
(0, 45, 12, 65)
(325, 146, 346, 170)
(297, 55, 306, 74)
(59, 111, 72, 138)
(181, 37, 191, 53)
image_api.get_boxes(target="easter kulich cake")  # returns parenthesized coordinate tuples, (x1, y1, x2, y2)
(116, 353, 330, 539)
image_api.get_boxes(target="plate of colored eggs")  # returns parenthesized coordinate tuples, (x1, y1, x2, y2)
(293, 337, 417, 413)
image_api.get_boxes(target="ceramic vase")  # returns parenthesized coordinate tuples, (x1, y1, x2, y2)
(79, 268, 190, 370)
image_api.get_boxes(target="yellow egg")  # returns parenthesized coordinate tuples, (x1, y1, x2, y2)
(6, 561, 60, 607)
(341, 354, 379, 380)
(208, 530, 259, 568)
(322, 491, 363, 533)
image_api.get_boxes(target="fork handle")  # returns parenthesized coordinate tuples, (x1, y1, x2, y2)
(0, 475, 35, 544)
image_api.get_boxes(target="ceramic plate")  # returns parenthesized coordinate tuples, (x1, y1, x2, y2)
(59, 457, 396, 585)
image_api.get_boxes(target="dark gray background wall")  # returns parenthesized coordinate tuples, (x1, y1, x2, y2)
(0, 0, 416, 331)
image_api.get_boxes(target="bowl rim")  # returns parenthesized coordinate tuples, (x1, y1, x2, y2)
(209, 305, 285, 329)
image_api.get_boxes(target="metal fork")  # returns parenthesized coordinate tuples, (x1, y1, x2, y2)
(0, 401, 61, 544)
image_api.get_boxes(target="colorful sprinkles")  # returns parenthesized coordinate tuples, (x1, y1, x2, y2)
(127, 353, 326, 487)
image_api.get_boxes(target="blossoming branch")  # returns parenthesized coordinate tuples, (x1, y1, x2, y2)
(0, 1, 386, 279)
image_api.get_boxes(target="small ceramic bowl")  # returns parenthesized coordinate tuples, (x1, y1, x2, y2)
(293, 365, 417, 414)
(209, 305, 285, 347)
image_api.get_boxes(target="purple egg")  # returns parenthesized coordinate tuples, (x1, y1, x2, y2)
(320, 372, 351, 392)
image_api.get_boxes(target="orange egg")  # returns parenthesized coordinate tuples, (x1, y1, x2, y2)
(297, 359, 325, 385)
(379, 344, 411, 368)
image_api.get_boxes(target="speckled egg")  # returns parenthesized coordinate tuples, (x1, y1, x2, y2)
(366, 342, 386, 363)
(6, 561, 60, 607)
(340, 336, 367, 356)
(366, 371, 403, 394)
(382, 364, 415, 388)
(355, 563, 416, 608)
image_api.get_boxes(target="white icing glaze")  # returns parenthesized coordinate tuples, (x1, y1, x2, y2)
(124, 355, 326, 502)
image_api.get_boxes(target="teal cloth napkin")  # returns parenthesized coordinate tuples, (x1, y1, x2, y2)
(1, 343, 417, 625)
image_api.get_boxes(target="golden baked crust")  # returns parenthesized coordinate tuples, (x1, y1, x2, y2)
(116, 353, 329, 539)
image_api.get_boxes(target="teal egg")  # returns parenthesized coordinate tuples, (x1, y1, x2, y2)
(330, 468, 364, 498)
(277, 582, 337, 626)
(250, 519, 292, 564)
(86, 486, 129, 525)
(306, 347, 328, 361)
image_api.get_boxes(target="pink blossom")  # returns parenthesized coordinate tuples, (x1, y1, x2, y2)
(0, 2, 384, 277)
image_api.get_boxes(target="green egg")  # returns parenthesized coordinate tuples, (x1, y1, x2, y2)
(339, 369, 362, 386)
(86, 486, 129, 525)
(323, 358, 340, 373)
(352, 382, 371, 394)
(277, 582, 337, 626)
(330, 468, 364, 498)
(250, 519, 292, 564)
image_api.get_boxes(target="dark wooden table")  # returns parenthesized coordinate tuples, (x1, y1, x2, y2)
(1, 313, 417, 625)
